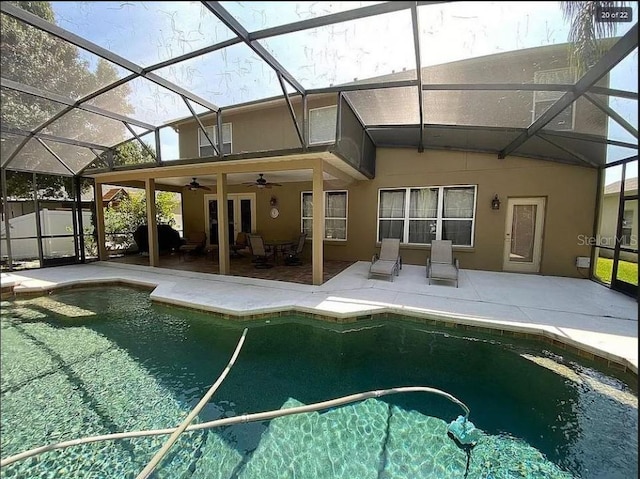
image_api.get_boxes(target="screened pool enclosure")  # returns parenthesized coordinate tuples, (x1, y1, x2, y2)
(0, 1, 638, 295)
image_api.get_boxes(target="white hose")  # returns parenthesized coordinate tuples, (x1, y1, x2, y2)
(1, 385, 469, 468)
(136, 328, 248, 479)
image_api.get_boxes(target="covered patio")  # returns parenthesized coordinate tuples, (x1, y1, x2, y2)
(109, 250, 354, 285)
(88, 151, 367, 285)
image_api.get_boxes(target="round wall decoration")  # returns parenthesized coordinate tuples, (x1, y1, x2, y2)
(270, 207, 280, 219)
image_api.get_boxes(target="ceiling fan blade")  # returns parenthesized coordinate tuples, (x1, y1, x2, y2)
(199, 185, 212, 191)
(267, 182, 282, 187)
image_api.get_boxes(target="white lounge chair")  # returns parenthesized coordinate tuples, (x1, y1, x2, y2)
(426, 240, 459, 287)
(369, 238, 402, 281)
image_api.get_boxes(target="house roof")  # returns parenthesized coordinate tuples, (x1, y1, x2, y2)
(167, 42, 577, 127)
(102, 188, 128, 203)
(604, 177, 639, 195)
(1, 2, 637, 177)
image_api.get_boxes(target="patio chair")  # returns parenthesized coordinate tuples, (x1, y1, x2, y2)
(179, 231, 207, 253)
(369, 238, 402, 281)
(179, 231, 206, 259)
(426, 240, 459, 287)
(284, 233, 307, 266)
(247, 234, 274, 269)
(230, 232, 249, 258)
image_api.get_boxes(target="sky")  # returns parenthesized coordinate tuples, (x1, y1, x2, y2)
(44, 1, 638, 176)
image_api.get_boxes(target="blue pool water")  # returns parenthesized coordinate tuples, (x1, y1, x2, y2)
(0, 286, 637, 478)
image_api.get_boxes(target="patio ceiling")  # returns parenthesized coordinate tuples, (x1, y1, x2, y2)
(0, 1, 638, 177)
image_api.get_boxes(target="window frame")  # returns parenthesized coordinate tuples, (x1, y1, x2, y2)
(377, 185, 477, 247)
(532, 67, 576, 131)
(308, 105, 338, 145)
(198, 123, 232, 156)
(301, 189, 348, 241)
(621, 209, 634, 246)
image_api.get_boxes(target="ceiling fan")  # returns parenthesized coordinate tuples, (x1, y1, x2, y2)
(184, 177, 211, 191)
(242, 173, 282, 189)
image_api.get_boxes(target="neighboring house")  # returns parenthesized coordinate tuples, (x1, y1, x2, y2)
(599, 178, 638, 262)
(102, 187, 129, 208)
(100, 185, 183, 234)
(90, 43, 611, 279)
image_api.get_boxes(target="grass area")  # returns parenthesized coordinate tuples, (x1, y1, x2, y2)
(595, 257, 638, 285)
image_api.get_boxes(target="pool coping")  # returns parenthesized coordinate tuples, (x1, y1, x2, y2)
(5, 273, 637, 377)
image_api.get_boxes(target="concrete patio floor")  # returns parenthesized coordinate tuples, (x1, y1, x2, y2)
(2, 261, 637, 373)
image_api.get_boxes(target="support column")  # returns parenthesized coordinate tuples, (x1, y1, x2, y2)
(216, 172, 229, 275)
(145, 178, 159, 267)
(1, 169, 13, 270)
(312, 161, 324, 285)
(94, 182, 108, 261)
(32, 173, 44, 265)
(74, 176, 86, 263)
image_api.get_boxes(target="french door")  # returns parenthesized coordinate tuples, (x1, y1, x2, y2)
(204, 193, 255, 246)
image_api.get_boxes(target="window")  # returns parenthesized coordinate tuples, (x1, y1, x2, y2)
(198, 123, 232, 156)
(533, 68, 575, 130)
(301, 190, 347, 240)
(377, 185, 476, 246)
(309, 105, 337, 144)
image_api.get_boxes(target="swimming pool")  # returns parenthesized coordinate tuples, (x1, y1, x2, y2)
(1, 286, 637, 478)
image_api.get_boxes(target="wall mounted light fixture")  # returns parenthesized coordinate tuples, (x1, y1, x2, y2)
(491, 195, 501, 210)
(270, 196, 278, 206)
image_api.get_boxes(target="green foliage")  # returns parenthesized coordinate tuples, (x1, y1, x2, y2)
(113, 141, 156, 166)
(1, 1, 131, 138)
(4, 171, 75, 199)
(1, 0, 136, 196)
(560, 1, 629, 76)
(103, 191, 180, 249)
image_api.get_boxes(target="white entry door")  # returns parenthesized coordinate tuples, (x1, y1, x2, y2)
(204, 193, 256, 246)
(503, 197, 546, 273)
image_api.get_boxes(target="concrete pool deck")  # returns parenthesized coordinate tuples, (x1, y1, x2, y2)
(2, 261, 637, 374)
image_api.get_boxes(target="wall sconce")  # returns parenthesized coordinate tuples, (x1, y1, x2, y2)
(269, 196, 278, 207)
(491, 195, 501, 210)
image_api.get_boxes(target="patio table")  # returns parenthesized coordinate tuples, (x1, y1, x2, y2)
(264, 239, 294, 264)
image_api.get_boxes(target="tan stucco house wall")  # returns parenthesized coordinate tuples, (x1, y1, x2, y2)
(180, 149, 597, 278)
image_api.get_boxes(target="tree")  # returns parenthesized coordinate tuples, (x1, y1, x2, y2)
(103, 190, 180, 250)
(113, 141, 156, 166)
(560, 1, 629, 76)
(1, 1, 138, 198)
